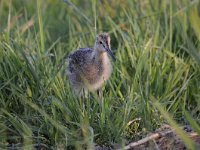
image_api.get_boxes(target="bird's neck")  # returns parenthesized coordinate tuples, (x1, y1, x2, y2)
(92, 49, 107, 63)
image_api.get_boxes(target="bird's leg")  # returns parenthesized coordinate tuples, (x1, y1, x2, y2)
(97, 89, 100, 96)
(77, 88, 86, 112)
(83, 88, 89, 99)
(97, 89, 103, 99)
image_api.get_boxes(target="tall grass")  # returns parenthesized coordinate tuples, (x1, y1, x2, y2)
(0, 0, 200, 149)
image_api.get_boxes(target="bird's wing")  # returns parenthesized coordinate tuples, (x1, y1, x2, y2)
(67, 48, 93, 72)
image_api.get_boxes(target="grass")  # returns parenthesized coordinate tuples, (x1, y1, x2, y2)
(0, 0, 200, 149)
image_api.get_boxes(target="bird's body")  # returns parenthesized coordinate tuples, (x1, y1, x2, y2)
(66, 33, 115, 95)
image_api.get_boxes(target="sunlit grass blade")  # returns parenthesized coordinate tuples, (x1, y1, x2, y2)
(184, 111, 200, 135)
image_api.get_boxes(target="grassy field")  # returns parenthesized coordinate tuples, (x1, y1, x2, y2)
(0, 0, 200, 149)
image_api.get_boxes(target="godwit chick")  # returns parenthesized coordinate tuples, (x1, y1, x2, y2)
(67, 33, 115, 96)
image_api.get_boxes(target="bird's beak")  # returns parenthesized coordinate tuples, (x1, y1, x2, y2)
(106, 47, 116, 62)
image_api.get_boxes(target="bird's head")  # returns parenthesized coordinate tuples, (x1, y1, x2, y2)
(94, 33, 115, 61)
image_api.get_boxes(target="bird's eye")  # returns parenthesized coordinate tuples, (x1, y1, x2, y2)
(99, 41, 102, 44)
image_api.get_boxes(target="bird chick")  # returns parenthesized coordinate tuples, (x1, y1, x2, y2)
(67, 32, 115, 96)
